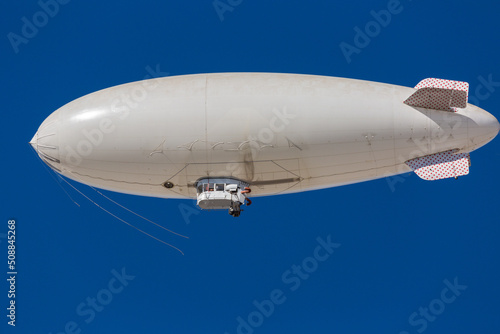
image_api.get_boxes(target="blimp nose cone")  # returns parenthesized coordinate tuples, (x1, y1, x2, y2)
(29, 133, 37, 149)
(30, 111, 61, 172)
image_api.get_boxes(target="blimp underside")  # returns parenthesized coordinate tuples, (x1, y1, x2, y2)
(31, 73, 499, 216)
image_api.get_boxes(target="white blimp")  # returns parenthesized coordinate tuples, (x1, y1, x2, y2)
(31, 73, 499, 216)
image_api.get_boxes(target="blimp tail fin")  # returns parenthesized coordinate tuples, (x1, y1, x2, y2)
(404, 78, 469, 112)
(405, 149, 471, 181)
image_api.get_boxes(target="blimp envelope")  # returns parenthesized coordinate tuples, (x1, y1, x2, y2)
(405, 150, 470, 181)
(29, 73, 499, 216)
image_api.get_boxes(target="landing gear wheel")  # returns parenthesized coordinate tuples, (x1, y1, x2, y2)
(228, 201, 241, 217)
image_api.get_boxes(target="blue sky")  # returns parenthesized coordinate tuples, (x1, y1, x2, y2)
(2, 0, 500, 333)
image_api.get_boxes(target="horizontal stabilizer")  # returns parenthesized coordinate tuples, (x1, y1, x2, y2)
(404, 78, 469, 112)
(405, 150, 470, 180)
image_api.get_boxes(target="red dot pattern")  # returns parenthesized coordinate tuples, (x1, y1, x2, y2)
(404, 78, 469, 112)
(405, 150, 470, 181)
